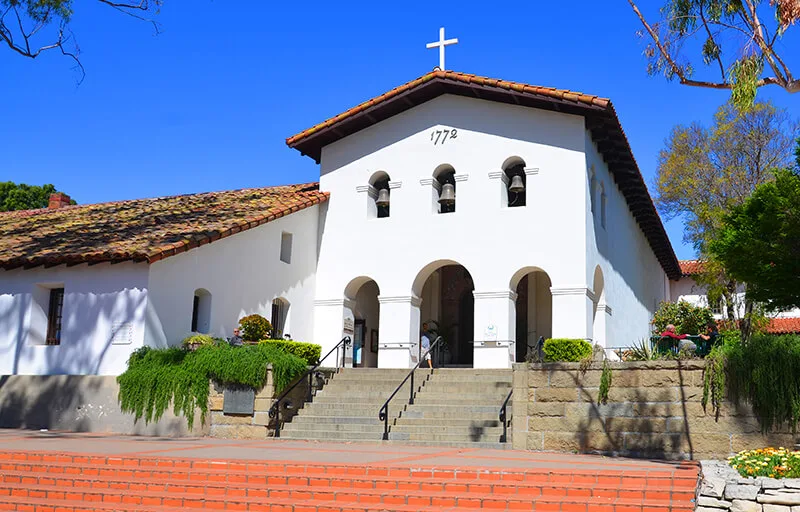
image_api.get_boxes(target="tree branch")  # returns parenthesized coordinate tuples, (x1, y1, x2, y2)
(698, 3, 727, 82)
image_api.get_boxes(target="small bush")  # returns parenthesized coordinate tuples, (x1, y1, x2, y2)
(259, 339, 322, 366)
(543, 338, 593, 362)
(729, 447, 800, 479)
(181, 333, 216, 348)
(652, 300, 714, 336)
(238, 314, 272, 341)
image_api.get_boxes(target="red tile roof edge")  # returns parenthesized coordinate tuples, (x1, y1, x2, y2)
(286, 70, 610, 145)
(679, 260, 706, 276)
(765, 317, 800, 334)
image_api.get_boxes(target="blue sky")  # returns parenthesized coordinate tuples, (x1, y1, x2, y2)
(2, 1, 798, 260)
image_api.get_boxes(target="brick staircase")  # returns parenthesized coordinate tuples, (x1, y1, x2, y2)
(279, 368, 512, 448)
(0, 450, 700, 511)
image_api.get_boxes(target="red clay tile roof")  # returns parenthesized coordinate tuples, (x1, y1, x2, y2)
(679, 260, 706, 276)
(765, 317, 800, 334)
(286, 70, 682, 280)
(0, 183, 328, 270)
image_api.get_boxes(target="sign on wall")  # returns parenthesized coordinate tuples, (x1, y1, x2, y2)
(110, 322, 133, 345)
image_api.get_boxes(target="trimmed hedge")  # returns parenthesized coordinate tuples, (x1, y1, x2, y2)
(258, 339, 322, 366)
(543, 338, 593, 362)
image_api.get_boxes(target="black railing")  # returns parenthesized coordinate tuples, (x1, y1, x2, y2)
(268, 335, 351, 438)
(499, 388, 513, 443)
(378, 336, 442, 441)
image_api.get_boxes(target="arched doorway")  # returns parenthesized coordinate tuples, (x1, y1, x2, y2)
(414, 261, 475, 367)
(344, 277, 380, 368)
(511, 268, 552, 362)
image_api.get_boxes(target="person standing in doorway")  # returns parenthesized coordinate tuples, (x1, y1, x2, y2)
(420, 323, 433, 369)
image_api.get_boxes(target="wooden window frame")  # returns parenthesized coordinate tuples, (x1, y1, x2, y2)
(45, 288, 64, 346)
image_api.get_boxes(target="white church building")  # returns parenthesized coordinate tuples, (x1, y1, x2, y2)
(0, 69, 689, 376)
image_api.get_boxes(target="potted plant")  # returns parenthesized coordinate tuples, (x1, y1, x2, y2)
(181, 333, 215, 351)
(238, 314, 272, 344)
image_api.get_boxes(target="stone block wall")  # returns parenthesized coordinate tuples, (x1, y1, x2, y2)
(511, 361, 798, 460)
(697, 461, 800, 512)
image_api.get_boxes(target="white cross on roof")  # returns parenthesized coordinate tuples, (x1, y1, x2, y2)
(426, 27, 458, 71)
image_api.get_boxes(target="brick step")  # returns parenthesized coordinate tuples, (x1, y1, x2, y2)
(288, 415, 382, 425)
(0, 469, 696, 499)
(410, 397, 509, 405)
(278, 430, 385, 441)
(399, 404, 500, 414)
(0, 455, 701, 489)
(280, 423, 384, 433)
(0, 482, 694, 511)
(387, 431, 504, 442)
(393, 417, 502, 427)
(388, 424, 506, 434)
(418, 383, 513, 392)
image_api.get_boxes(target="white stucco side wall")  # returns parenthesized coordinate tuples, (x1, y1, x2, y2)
(0, 262, 149, 375)
(314, 94, 589, 364)
(583, 131, 669, 349)
(145, 206, 320, 347)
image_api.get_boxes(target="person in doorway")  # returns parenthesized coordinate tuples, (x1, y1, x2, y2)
(420, 323, 433, 369)
(228, 327, 244, 347)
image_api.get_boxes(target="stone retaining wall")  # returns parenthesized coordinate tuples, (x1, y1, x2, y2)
(698, 461, 800, 512)
(511, 361, 798, 459)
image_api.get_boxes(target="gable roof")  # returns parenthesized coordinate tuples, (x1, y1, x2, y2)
(286, 70, 681, 280)
(0, 183, 328, 270)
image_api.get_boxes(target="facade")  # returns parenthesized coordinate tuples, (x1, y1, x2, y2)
(0, 71, 686, 375)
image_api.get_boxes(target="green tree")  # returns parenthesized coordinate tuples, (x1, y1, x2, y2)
(655, 100, 797, 337)
(711, 169, 800, 311)
(0, 0, 162, 79)
(628, 0, 800, 109)
(0, 182, 75, 211)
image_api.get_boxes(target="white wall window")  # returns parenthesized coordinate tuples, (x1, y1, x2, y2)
(280, 232, 293, 264)
(45, 287, 64, 346)
(368, 171, 391, 219)
(433, 165, 456, 214)
(29, 283, 64, 346)
(191, 288, 212, 334)
(502, 157, 526, 208)
(271, 298, 290, 339)
(589, 165, 597, 214)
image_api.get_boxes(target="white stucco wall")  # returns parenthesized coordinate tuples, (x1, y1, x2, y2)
(583, 132, 669, 349)
(0, 262, 149, 375)
(145, 206, 319, 347)
(314, 94, 592, 365)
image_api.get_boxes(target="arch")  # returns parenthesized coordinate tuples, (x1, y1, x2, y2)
(502, 157, 527, 208)
(591, 265, 607, 348)
(368, 171, 391, 219)
(510, 268, 552, 362)
(344, 275, 381, 301)
(368, 170, 391, 186)
(191, 288, 212, 334)
(343, 276, 380, 368)
(271, 297, 290, 339)
(592, 265, 605, 306)
(412, 259, 466, 297)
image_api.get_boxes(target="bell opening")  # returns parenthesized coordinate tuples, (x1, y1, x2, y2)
(505, 165, 526, 208)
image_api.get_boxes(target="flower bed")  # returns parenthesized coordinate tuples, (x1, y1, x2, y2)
(729, 448, 800, 479)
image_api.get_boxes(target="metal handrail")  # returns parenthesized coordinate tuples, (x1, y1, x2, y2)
(378, 336, 442, 441)
(499, 388, 513, 443)
(268, 335, 351, 438)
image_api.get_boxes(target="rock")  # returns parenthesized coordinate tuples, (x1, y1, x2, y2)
(703, 478, 727, 499)
(758, 493, 800, 506)
(758, 478, 787, 490)
(730, 500, 763, 512)
(699, 507, 729, 512)
(729, 477, 762, 486)
(698, 497, 733, 509)
(786, 482, 800, 490)
(727, 485, 762, 501)
(763, 505, 792, 512)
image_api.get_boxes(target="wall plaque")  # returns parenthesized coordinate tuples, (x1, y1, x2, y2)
(222, 388, 255, 415)
(110, 322, 133, 345)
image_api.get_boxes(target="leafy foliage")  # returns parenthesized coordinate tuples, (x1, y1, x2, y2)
(543, 338, 593, 362)
(117, 343, 307, 429)
(598, 360, 612, 405)
(181, 333, 217, 348)
(711, 170, 800, 310)
(629, 0, 800, 107)
(729, 447, 800, 479)
(652, 300, 714, 336)
(620, 338, 662, 361)
(238, 314, 272, 342)
(702, 332, 800, 433)
(258, 339, 321, 366)
(0, 182, 75, 212)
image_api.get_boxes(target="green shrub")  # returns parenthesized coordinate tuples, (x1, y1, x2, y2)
(117, 343, 307, 430)
(181, 333, 216, 348)
(238, 314, 272, 341)
(543, 338, 593, 362)
(652, 300, 714, 336)
(258, 339, 321, 366)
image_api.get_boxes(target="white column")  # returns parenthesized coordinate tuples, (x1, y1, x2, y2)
(550, 287, 593, 340)
(377, 295, 421, 369)
(472, 291, 516, 368)
(312, 298, 356, 368)
(593, 304, 611, 348)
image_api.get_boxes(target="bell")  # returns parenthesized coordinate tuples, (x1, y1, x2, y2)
(438, 183, 455, 205)
(509, 174, 525, 193)
(376, 188, 390, 207)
